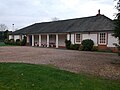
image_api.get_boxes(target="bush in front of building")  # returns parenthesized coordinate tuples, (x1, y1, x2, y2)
(91, 46, 98, 51)
(65, 39, 71, 49)
(70, 44, 80, 50)
(81, 39, 94, 51)
(9, 39, 15, 45)
(4, 37, 27, 46)
(21, 36, 27, 46)
(4, 39, 9, 45)
(15, 39, 21, 46)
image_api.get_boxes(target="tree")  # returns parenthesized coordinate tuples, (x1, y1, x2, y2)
(51, 17, 59, 21)
(113, 0, 120, 44)
(113, 0, 120, 55)
(0, 24, 8, 31)
(3, 30, 9, 40)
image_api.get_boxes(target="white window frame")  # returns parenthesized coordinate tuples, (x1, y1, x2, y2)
(75, 33, 81, 44)
(98, 32, 107, 45)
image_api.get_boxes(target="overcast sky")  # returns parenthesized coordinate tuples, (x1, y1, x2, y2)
(0, 0, 117, 31)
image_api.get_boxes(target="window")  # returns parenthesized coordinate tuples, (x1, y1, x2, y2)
(75, 33, 81, 43)
(99, 32, 107, 44)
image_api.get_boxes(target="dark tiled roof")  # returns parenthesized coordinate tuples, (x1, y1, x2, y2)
(13, 15, 115, 35)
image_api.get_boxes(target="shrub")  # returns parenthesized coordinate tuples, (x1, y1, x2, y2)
(15, 39, 21, 46)
(9, 39, 15, 45)
(65, 39, 71, 49)
(92, 46, 98, 51)
(81, 39, 94, 51)
(118, 52, 120, 56)
(70, 44, 80, 50)
(4, 39, 9, 44)
(21, 36, 27, 46)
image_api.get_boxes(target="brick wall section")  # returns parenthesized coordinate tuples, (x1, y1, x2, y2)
(108, 47, 119, 52)
(98, 45, 108, 50)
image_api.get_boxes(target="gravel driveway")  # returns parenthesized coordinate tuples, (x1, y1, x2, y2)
(0, 46, 120, 80)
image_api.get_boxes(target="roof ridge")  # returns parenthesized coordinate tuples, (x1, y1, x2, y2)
(36, 15, 99, 24)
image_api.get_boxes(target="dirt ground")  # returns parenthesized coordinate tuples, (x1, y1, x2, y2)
(0, 46, 120, 80)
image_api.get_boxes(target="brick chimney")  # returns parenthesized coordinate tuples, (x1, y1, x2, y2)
(96, 9, 101, 16)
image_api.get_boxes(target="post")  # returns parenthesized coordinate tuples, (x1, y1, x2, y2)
(32, 35, 34, 46)
(39, 34, 41, 46)
(67, 33, 70, 40)
(56, 34, 58, 48)
(47, 34, 49, 47)
(26, 35, 29, 43)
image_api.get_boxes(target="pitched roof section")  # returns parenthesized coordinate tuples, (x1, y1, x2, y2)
(13, 15, 115, 35)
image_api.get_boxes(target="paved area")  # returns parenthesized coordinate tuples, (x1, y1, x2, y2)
(0, 46, 120, 80)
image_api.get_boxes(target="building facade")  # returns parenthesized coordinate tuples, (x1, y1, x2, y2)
(9, 13, 119, 52)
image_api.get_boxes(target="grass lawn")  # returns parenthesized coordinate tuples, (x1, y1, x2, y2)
(0, 42, 9, 46)
(0, 63, 120, 90)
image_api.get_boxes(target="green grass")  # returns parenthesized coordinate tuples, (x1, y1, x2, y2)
(0, 42, 9, 46)
(0, 63, 120, 90)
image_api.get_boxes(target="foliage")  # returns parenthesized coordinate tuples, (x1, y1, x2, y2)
(21, 36, 27, 46)
(113, 0, 120, 55)
(15, 39, 21, 46)
(0, 24, 8, 31)
(0, 63, 120, 90)
(0, 42, 8, 46)
(65, 39, 71, 49)
(4, 36, 27, 46)
(0, 30, 9, 42)
(70, 44, 80, 50)
(81, 39, 94, 51)
(118, 52, 120, 56)
(4, 39, 9, 44)
(91, 46, 98, 51)
(0, 31, 4, 42)
(9, 39, 15, 45)
(51, 17, 59, 21)
(3, 30, 9, 40)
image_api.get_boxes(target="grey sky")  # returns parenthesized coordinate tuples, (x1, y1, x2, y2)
(0, 0, 116, 31)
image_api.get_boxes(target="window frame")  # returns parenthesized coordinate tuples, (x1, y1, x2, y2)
(98, 32, 107, 45)
(75, 33, 81, 44)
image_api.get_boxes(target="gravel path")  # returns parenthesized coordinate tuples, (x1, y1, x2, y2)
(0, 46, 120, 80)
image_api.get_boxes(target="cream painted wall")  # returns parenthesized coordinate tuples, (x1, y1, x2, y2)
(14, 35, 20, 41)
(82, 33, 98, 46)
(9, 35, 13, 40)
(107, 33, 119, 47)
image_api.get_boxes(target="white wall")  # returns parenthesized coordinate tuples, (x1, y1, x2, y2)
(107, 33, 119, 47)
(58, 34, 66, 46)
(14, 35, 20, 41)
(82, 33, 98, 46)
(9, 35, 13, 40)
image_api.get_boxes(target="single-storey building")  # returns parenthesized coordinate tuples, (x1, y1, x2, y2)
(9, 10, 119, 51)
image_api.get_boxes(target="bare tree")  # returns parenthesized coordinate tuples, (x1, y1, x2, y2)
(0, 24, 8, 31)
(51, 17, 59, 21)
